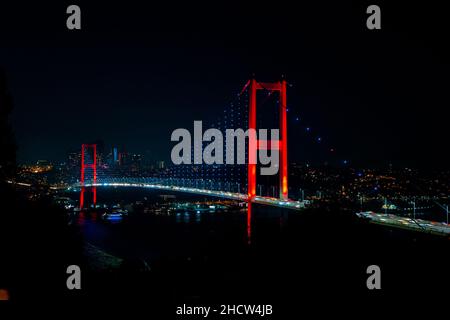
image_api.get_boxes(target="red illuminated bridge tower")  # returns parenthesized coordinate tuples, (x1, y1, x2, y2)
(79, 144, 97, 209)
(246, 78, 288, 201)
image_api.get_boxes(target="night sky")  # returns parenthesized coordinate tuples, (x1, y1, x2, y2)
(0, 1, 448, 168)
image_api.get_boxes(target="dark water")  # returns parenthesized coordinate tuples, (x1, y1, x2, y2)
(68, 187, 450, 315)
(73, 188, 251, 262)
(78, 206, 250, 264)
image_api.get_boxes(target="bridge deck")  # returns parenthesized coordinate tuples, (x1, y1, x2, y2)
(76, 182, 307, 211)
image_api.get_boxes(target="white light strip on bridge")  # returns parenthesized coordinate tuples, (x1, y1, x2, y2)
(76, 182, 307, 211)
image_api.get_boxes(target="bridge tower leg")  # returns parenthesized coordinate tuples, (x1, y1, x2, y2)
(279, 80, 288, 200)
(247, 79, 257, 199)
(79, 144, 97, 209)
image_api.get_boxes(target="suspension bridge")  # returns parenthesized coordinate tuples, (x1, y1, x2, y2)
(76, 78, 310, 211)
(70, 78, 450, 237)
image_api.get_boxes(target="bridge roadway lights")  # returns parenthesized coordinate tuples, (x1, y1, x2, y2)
(76, 181, 306, 211)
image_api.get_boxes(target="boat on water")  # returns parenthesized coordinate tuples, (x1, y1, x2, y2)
(102, 208, 128, 221)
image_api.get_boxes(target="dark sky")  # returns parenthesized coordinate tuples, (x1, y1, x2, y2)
(0, 1, 448, 168)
